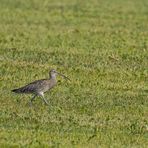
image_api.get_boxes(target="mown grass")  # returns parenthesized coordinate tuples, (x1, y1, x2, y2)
(0, 0, 148, 147)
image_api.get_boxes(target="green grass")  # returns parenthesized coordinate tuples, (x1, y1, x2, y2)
(0, 0, 148, 147)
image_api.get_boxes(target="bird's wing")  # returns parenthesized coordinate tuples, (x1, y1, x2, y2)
(13, 79, 48, 93)
(24, 79, 48, 90)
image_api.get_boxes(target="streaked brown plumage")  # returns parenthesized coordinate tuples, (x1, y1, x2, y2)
(12, 69, 70, 105)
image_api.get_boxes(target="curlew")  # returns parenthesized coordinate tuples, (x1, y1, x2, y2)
(12, 69, 70, 106)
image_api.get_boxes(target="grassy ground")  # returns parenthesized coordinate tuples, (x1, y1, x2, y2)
(0, 0, 148, 147)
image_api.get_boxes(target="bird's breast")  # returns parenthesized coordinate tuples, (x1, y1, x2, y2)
(46, 79, 57, 91)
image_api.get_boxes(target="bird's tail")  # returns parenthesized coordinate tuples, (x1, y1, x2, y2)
(11, 85, 33, 93)
(11, 88, 24, 93)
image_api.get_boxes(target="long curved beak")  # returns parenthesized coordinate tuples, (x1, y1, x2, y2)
(56, 72, 70, 81)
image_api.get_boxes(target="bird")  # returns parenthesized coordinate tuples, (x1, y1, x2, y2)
(12, 69, 70, 106)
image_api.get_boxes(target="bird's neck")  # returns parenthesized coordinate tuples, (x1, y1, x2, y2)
(50, 76, 57, 84)
(50, 74, 56, 80)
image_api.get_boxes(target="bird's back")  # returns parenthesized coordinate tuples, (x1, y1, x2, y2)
(12, 78, 56, 94)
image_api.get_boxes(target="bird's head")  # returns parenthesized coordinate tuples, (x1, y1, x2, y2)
(49, 69, 70, 81)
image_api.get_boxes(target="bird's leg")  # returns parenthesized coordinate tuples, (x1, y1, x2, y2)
(29, 94, 37, 106)
(39, 92, 49, 105)
(42, 96, 50, 105)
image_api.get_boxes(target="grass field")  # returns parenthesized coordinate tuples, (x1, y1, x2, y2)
(0, 0, 148, 147)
